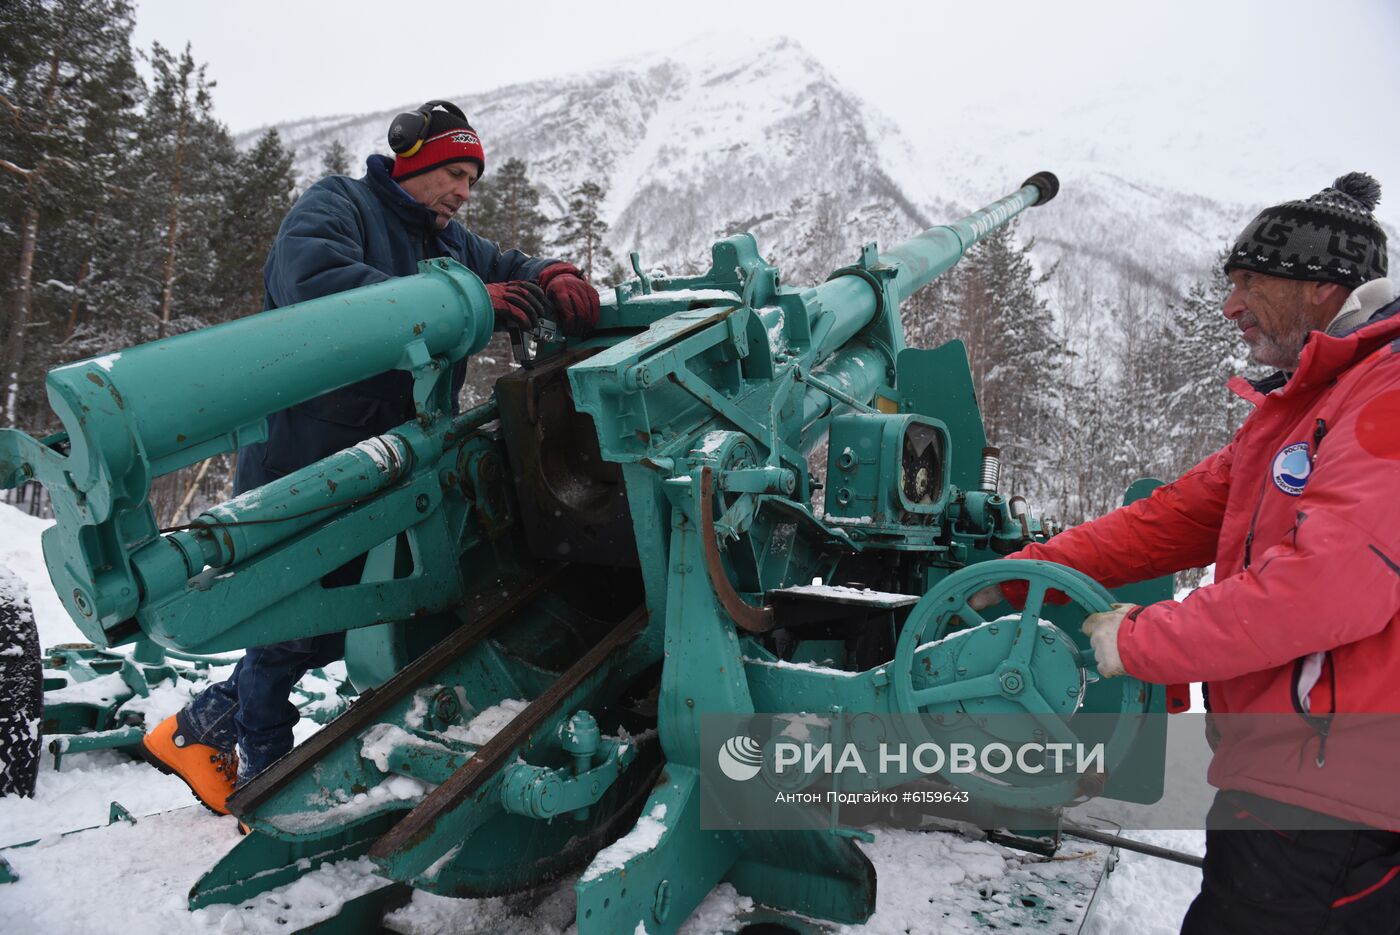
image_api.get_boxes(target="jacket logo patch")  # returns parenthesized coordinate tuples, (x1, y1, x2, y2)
(1272, 442, 1311, 496)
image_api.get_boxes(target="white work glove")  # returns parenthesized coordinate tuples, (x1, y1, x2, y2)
(1080, 603, 1135, 679)
(969, 584, 1003, 611)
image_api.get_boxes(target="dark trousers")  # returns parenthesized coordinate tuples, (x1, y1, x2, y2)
(1182, 791, 1400, 934)
(178, 551, 365, 783)
(182, 633, 345, 783)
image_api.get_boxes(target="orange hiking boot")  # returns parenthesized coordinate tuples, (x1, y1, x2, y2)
(140, 712, 238, 815)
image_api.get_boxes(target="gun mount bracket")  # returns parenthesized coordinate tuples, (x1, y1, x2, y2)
(824, 263, 890, 327)
(699, 467, 775, 633)
(497, 348, 638, 568)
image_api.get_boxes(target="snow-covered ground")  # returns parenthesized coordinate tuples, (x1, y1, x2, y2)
(0, 502, 1203, 932)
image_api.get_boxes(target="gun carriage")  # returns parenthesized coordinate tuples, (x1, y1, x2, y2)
(0, 170, 1172, 932)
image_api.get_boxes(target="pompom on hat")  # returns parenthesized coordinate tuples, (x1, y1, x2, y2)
(1224, 172, 1387, 290)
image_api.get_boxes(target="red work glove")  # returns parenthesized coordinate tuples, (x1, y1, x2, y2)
(538, 262, 600, 336)
(486, 281, 548, 332)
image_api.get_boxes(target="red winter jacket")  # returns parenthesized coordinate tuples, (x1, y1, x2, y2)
(1011, 298, 1400, 826)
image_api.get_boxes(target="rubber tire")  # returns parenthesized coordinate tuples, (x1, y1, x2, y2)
(0, 564, 42, 797)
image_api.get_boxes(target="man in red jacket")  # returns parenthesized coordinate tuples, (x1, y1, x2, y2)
(981, 174, 1399, 933)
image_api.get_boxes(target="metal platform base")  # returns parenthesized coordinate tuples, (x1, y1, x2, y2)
(721, 832, 1117, 935)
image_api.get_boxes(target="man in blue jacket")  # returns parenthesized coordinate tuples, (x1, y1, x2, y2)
(140, 102, 601, 813)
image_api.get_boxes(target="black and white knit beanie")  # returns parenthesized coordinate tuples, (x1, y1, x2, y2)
(1225, 172, 1386, 290)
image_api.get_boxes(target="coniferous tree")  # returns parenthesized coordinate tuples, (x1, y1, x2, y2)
(131, 42, 238, 340)
(62, 135, 151, 355)
(604, 259, 629, 287)
(0, 0, 143, 427)
(215, 128, 296, 318)
(803, 192, 847, 283)
(464, 171, 503, 243)
(1, 7, 361, 515)
(554, 180, 614, 282)
(491, 158, 548, 255)
(320, 138, 351, 177)
(905, 220, 1066, 502)
(465, 158, 549, 257)
(1165, 250, 1254, 475)
(1103, 273, 1178, 486)
(1050, 351, 1122, 523)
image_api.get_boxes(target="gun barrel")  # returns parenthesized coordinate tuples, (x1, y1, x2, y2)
(43, 258, 494, 473)
(887, 172, 1058, 302)
(808, 172, 1058, 361)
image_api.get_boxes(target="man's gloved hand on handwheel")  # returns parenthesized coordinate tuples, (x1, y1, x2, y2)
(969, 584, 1004, 611)
(486, 281, 549, 333)
(537, 262, 600, 336)
(1081, 603, 1136, 679)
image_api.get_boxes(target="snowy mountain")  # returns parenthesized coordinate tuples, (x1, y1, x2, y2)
(238, 36, 1398, 315)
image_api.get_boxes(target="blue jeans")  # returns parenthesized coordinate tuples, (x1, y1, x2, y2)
(182, 633, 344, 783)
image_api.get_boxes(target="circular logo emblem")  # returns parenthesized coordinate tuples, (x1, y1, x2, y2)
(1271, 442, 1311, 496)
(717, 735, 763, 782)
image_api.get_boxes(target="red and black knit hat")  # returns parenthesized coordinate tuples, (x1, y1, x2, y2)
(389, 103, 485, 183)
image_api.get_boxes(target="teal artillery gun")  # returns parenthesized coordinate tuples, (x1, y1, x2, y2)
(0, 171, 1172, 931)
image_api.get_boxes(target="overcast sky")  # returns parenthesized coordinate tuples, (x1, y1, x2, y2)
(128, 0, 1399, 223)
(129, 1, 1396, 129)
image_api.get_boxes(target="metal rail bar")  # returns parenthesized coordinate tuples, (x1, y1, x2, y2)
(228, 567, 563, 815)
(369, 605, 649, 860)
(1061, 821, 1204, 869)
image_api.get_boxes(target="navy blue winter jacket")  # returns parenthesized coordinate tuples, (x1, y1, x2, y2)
(235, 155, 555, 493)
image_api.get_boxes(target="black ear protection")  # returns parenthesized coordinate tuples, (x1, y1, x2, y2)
(387, 100, 467, 157)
